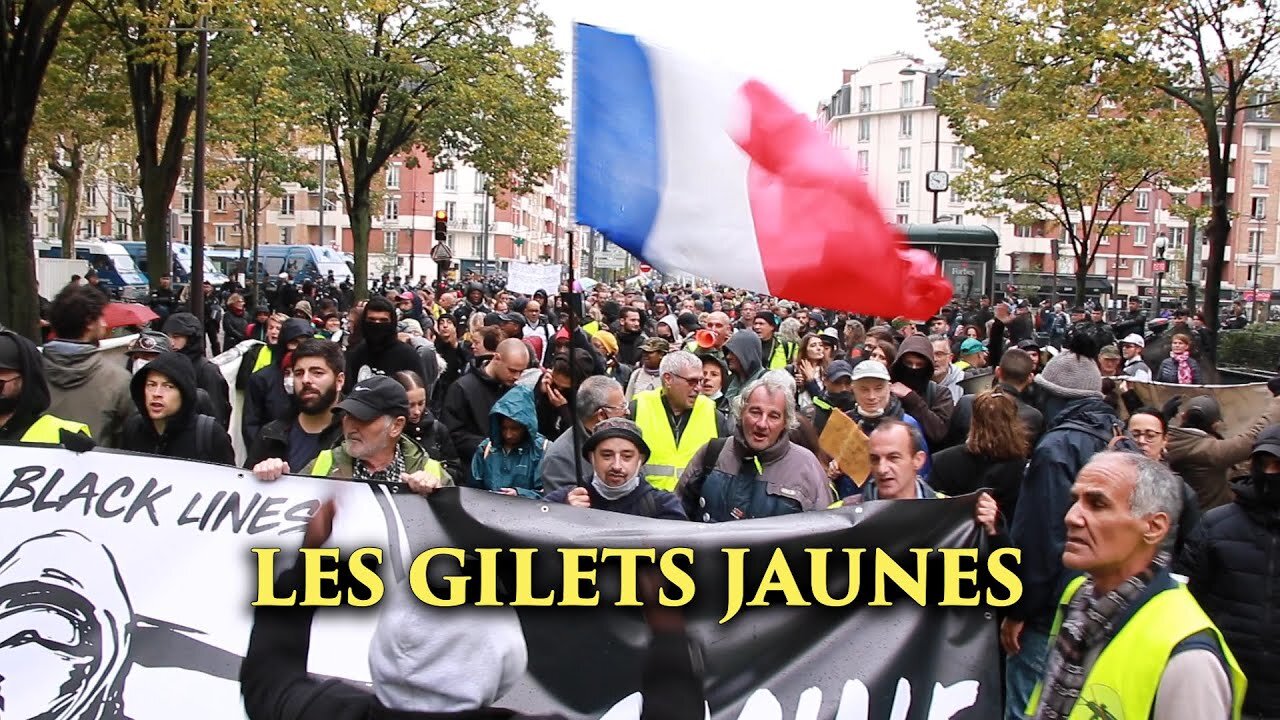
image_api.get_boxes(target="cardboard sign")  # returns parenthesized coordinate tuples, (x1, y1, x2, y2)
(818, 408, 871, 486)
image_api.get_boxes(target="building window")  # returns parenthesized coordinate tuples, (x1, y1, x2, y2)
(80, 218, 96, 238)
(281, 226, 293, 245)
(83, 186, 98, 207)
(1133, 258, 1145, 277)
(1259, 129, 1273, 152)
(1249, 229, 1263, 255)
(1014, 224, 1033, 238)
(114, 185, 130, 209)
(899, 114, 913, 138)
(49, 218, 59, 237)
(215, 225, 227, 245)
(1099, 235, 1111, 246)
(948, 187, 962, 205)
(472, 202, 485, 224)
(1134, 190, 1150, 211)
(445, 233, 455, 249)
(1257, 92, 1270, 119)
(857, 117, 871, 142)
(900, 80, 915, 107)
(215, 194, 226, 212)
(385, 164, 400, 189)
(856, 150, 869, 170)
(1167, 227, 1185, 248)
(858, 85, 872, 111)
(950, 146, 966, 169)
(182, 193, 193, 213)
(474, 173, 487, 193)
(895, 214, 910, 224)
(897, 147, 911, 171)
(470, 236, 484, 256)
(383, 230, 398, 253)
(1247, 263, 1260, 283)
(1253, 196, 1268, 219)
(384, 197, 399, 220)
(48, 188, 60, 208)
(445, 200, 456, 221)
(114, 219, 127, 239)
(280, 194, 294, 216)
(895, 180, 910, 205)
(1133, 225, 1148, 247)
(1253, 161, 1270, 187)
(444, 168, 457, 190)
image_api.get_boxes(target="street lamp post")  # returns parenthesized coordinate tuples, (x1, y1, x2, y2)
(1112, 232, 1122, 321)
(1252, 213, 1266, 323)
(900, 66, 950, 224)
(1153, 233, 1168, 316)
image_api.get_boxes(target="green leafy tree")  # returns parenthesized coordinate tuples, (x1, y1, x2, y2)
(29, 8, 132, 256)
(0, 0, 76, 338)
(921, 0, 1203, 306)
(278, 0, 565, 299)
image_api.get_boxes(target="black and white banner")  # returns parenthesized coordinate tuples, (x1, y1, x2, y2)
(0, 445, 1000, 719)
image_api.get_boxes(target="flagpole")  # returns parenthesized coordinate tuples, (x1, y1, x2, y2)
(566, 23, 587, 488)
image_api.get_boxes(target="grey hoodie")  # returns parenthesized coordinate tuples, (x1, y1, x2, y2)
(42, 339, 134, 447)
(723, 329, 764, 400)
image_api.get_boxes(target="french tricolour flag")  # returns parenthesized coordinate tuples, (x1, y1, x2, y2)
(573, 24, 952, 318)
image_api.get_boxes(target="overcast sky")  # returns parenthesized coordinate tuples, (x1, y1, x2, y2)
(540, 0, 937, 113)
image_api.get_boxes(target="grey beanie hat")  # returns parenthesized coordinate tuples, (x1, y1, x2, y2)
(1034, 351, 1103, 399)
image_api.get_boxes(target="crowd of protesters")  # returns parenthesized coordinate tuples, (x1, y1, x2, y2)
(5, 271, 1280, 720)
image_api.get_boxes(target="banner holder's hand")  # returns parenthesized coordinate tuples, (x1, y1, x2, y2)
(566, 486, 592, 508)
(403, 467, 445, 496)
(302, 498, 337, 549)
(253, 458, 290, 482)
(973, 491, 1000, 537)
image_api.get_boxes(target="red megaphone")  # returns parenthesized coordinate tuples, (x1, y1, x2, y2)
(696, 329, 716, 349)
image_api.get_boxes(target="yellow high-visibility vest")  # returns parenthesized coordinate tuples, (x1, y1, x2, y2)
(632, 390, 718, 492)
(20, 414, 91, 444)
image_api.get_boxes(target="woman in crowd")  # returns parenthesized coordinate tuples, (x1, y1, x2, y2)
(394, 370, 462, 483)
(1156, 332, 1205, 384)
(862, 338, 896, 368)
(1126, 406, 1201, 556)
(930, 387, 1028, 519)
(787, 333, 829, 412)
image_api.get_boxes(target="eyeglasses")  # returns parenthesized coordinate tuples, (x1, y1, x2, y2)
(673, 374, 703, 385)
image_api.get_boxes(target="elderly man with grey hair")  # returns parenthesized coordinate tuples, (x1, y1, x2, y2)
(676, 370, 830, 522)
(1024, 451, 1244, 720)
(539, 375, 629, 494)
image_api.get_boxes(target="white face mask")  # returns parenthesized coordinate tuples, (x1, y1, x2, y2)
(283, 374, 295, 395)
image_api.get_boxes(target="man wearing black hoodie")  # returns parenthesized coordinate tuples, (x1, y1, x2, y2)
(451, 281, 492, 329)
(343, 296, 427, 394)
(243, 318, 316, 450)
(163, 312, 232, 429)
(721, 329, 764, 401)
(0, 330, 93, 445)
(121, 351, 235, 464)
(888, 334, 954, 446)
(441, 337, 529, 483)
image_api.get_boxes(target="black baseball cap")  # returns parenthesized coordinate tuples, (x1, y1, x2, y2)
(827, 359, 854, 382)
(1016, 339, 1040, 351)
(0, 333, 23, 371)
(333, 376, 410, 421)
(1252, 424, 1280, 459)
(756, 311, 779, 328)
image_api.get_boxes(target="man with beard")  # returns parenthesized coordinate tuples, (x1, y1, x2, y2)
(247, 339, 346, 472)
(614, 306, 647, 367)
(0, 329, 92, 444)
(888, 334, 954, 446)
(343, 295, 427, 394)
(441, 337, 530, 483)
(451, 281, 492, 329)
(163, 311, 233, 429)
(242, 318, 316, 450)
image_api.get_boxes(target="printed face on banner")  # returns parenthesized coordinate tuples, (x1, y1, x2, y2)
(0, 446, 392, 719)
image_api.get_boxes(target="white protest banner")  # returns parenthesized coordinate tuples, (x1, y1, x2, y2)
(507, 261, 563, 295)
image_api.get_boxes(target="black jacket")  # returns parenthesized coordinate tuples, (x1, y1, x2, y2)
(244, 413, 344, 470)
(945, 382, 1044, 449)
(241, 558, 704, 720)
(405, 409, 463, 483)
(344, 338, 427, 394)
(0, 329, 54, 441)
(1175, 478, 1280, 715)
(441, 369, 507, 481)
(929, 446, 1026, 520)
(121, 351, 234, 465)
(224, 308, 250, 347)
(163, 312, 232, 429)
(242, 319, 316, 450)
(543, 481, 686, 520)
(615, 329, 646, 367)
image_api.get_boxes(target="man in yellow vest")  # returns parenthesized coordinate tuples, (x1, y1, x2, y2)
(629, 350, 731, 492)
(0, 329, 91, 445)
(752, 311, 795, 370)
(252, 375, 447, 494)
(1025, 451, 1246, 720)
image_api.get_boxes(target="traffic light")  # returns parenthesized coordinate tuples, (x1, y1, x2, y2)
(434, 210, 447, 244)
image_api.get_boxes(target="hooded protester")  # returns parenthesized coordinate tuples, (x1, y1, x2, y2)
(698, 350, 731, 415)
(1176, 424, 1280, 718)
(590, 329, 631, 387)
(242, 318, 316, 450)
(0, 530, 134, 720)
(655, 313, 680, 343)
(344, 296, 428, 393)
(721, 329, 764, 400)
(42, 284, 135, 447)
(121, 351, 235, 464)
(430, 314, 470, 412)
(543, 417, 685, 519)
(223, 293, 249, 347)
(0, 329, 92, 444)
(442, 337, 531, 483)
(470, 384, 548, 498)
(451, 281, 492, 329)
(398, 318, 440, 389)
(162, 311, 232, 429)
(1165, 393, 1280, 511)
(888, 334, 954, 446)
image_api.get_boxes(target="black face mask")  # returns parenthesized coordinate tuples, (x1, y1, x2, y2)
(893, 364, 933, 393)
(0, 394, 20, 415)
(362, 320, 396, 348)
(1251, 458, 1280, 505)
(826, 391, 855, 408)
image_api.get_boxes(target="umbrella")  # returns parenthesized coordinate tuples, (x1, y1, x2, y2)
(102, 302, 158, 329)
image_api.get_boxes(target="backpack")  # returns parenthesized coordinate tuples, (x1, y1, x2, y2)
(683, 437, 729, 502)
(192, 414, 217, 460)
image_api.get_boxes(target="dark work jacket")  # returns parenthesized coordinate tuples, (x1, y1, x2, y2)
(543, 481, 686, 520)
(929, 446, 1027, 520)
(1175, 479, 1280, 715)
(244, 412, 344, 470)
(224, 309, 250, 347)
(404, 410, 462, 484)
(945, 382, 1044, 449)
(343, 340, 427, 394)
(121, 352, 235, 465)
(440, 369, 507, 483)
(241, 558, 704, 720)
